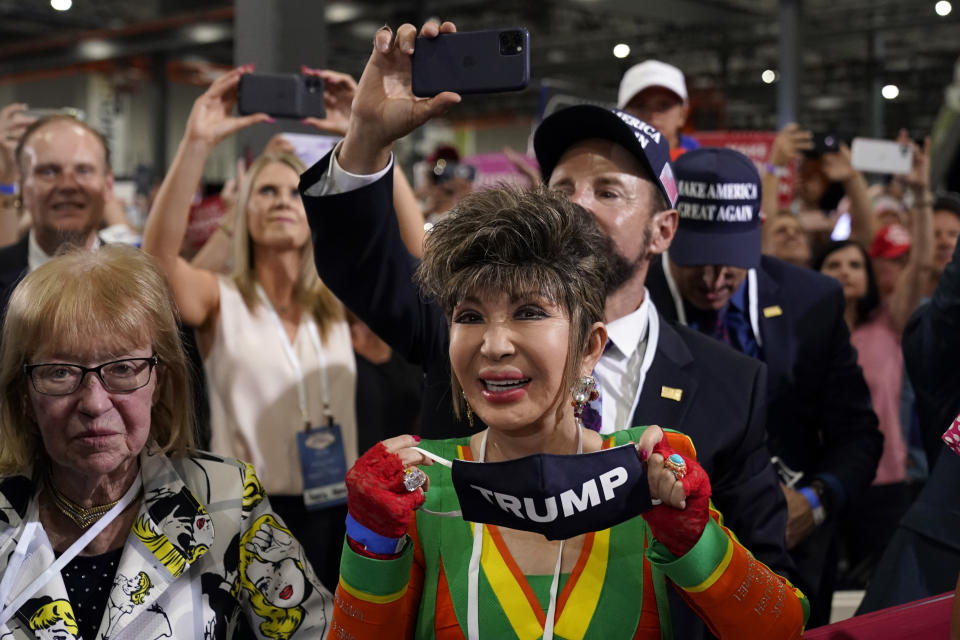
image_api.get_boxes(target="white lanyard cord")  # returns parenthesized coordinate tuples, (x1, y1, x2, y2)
(256, 284, 332, 428)
(466, 427, 582, 640)
(410, 447, 462, 517)
(747, 269, 763, 348)
(0, 474, 142, 629)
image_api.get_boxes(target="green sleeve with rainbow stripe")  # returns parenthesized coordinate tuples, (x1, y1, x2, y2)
(330, 539, 421, 640)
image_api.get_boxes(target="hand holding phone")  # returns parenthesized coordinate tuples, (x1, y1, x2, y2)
(183, 67, 273, 149)
(850, 137, 913, 174)
(335, 21, 462, 175)
(238, 73, 326, 120)
(299, 68, 356, 136)
(411, 28, 530, 97)
(802, 132, 841, 156)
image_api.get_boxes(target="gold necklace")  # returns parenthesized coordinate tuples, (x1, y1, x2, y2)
(47, 481, 122, 529)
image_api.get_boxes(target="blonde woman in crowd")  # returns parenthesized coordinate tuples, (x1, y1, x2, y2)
(142, 67, 356, 591)
(0, 246, 330, 640)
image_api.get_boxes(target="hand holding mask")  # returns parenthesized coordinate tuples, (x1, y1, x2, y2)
(345, 435, 432, 556)
(642, 439, 712, 557)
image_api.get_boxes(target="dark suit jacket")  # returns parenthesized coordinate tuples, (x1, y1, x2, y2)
(299, 153, 794, 595)
(858, 240, 960, 612)
(647, 254, 882, 512)
(648, 253, 882, 623)
(0, 234, 29, 313)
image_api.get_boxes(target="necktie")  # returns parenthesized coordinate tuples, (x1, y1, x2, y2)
(725, 306, 760, 359)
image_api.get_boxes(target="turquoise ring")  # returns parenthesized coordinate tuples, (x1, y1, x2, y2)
(663, 453, 687, 481)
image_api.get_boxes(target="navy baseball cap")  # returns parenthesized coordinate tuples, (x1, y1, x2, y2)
(669, 148, 762, 269)
(533, 105, 678, 209)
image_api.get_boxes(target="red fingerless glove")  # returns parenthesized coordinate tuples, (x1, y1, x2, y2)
(346, 442, 425, 539)
(642, 440, 712, 557)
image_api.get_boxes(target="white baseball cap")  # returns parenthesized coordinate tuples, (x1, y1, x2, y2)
(617, 60, 688, 108)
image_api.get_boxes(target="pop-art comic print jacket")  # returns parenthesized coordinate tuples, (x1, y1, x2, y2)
(0, 448, 332, 640)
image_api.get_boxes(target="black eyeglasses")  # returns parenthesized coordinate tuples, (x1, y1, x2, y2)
(24, 355, 159, 396)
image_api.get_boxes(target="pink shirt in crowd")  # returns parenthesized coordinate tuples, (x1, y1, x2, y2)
(850, 307, 907, 485)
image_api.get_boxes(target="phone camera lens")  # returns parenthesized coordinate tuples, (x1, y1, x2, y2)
(499, 30, 524, 56)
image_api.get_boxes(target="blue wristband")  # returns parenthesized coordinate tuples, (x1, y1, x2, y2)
(0, 184, 16, 196)
(798, 487, 826, 526)
(764, 163, 789, 178)
(345, 512, 406, 555)
(798, 487, 819, 509)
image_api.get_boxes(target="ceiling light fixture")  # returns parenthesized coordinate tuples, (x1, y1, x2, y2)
(613, 43, 630, 59)
(761, 69, 777, 84)
(882, 84, 900, 99)
(78, 39, 115, 60)
(326, 2, 362, 23)
(51, 0, 72, 11)
(935, 1, 952, 16)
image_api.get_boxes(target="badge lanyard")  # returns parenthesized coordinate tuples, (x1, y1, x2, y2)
(256, 284, 333, 429)
(460, 427, 583, 640)
(661, 252, 763, 348)
(0, 474, 142, 630)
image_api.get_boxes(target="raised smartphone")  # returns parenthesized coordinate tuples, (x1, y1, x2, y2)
(850, 137, 913, 174)
(237, 73, 326, 120)
(803, 132, 841, 156)
(412, 28, 530, 97)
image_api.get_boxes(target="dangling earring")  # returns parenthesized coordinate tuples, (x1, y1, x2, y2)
(462, 391, 475, 429)
(571, 375, 599, 427)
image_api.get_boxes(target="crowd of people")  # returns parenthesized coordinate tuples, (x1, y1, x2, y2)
(0, 16, 957, 640)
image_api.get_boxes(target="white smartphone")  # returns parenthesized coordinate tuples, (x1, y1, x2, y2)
(850, 137, 913, 174)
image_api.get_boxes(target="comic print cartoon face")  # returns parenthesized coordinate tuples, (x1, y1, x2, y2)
(157, 511, 214, 554)
(237, 514, 310, 638)
(27, 599, 79, 640)
(245, 556, 307, 608)
(117, 573, 141, 596)
(137, 488, 214, 578)
(32, 620, 77, 640)
(145, 487, 214, 557)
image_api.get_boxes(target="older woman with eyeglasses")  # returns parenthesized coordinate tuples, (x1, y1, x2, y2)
(0, 245, 331, 640)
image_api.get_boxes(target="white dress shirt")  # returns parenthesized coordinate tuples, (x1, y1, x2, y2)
(302, 141, 393, 197)
(27, 230, 101, 273)
(594, 294, 651, 434)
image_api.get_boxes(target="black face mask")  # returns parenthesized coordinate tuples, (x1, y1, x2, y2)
(447, 444, 653, 540)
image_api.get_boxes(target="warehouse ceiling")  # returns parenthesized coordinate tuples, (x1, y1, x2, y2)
(1, 0, 958, 138)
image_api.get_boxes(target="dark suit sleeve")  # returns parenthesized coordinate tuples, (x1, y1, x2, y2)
(299, 153, 449, 367)
(708, 359, 796, 583)
(812, 284, 883, 511)
(903, 239, 960, 462)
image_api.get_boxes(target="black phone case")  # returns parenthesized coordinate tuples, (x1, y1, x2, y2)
(237, 73, 325, 119)
(412, 28, 530, 98)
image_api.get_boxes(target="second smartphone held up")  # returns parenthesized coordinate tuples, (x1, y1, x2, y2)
(412, 28, 530, 97)
(237, 73, 326, 120)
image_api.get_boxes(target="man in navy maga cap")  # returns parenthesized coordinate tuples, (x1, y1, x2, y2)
(646, 147, 882, 627)
(298, 25, 799, 633)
